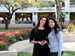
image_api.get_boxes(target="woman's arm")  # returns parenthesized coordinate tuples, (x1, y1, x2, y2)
(30, 40, 40, 44)
(30, 28, 35, 43)
(44, 41, 49, 44)
(30, 40, 45, 46)
(56, 31, 63, 55)
(45, 37, 49, 44)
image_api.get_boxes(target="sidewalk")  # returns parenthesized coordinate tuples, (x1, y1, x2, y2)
(8, 34, 75, 52)
(8, 40, 75, 52)
(8, 39, 33, 52)
(63, 42, 75, 51)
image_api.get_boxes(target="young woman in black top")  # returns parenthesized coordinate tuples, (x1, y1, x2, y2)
(30, 15, 49, 56)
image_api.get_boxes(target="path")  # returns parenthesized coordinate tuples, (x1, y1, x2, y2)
(8, 34, 75, 52)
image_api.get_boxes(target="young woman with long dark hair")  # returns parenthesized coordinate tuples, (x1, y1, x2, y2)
(48, 18, 64, 56)
(30, 15, 49, 56)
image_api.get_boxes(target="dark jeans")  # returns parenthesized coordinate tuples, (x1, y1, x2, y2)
(50, 51, 64, 56)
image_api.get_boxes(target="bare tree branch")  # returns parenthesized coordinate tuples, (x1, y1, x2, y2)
(4, 4, 9, 10)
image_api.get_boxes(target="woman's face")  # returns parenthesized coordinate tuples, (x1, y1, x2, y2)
(40, 18, 46, 26)
(48, 19, 55, 28)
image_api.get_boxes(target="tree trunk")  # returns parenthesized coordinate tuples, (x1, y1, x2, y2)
(5, 14, 12, 29)
(55, 0, 61, 23)
(5, 20, 9, 29)
(56, 6, 60, 23)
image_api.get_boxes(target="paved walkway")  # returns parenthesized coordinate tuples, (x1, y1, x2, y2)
(8, 34, 75, 52)
(0, 24, 33, 27)
(8, 40, 33, 52)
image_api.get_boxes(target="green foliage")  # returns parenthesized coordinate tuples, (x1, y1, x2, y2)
(59, 23, 75, 32)
(67, 23, 75, 32)
(61, 12, 66, 18)
(23, 32, 29, 39)
(0, 27, 31, 33)
(59, 24, 65, 29)
(0, 28, 32, 50)
(14, 32, 23, 41)
(61, 0, 65, 2)
(51, 0, 65, 2)
(15, 35, 23, 41)
(5, 33, 15, 44)
(0, 41, 7, 50)
(30, 0, 50, 7)
(0, 38, 4, 41)
(0, 0, 32, 8)
(59, 23, 66, 29)
(21, 33, 25, 39)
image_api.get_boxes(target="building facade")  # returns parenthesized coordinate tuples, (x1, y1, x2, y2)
(0, 0, 75, 25)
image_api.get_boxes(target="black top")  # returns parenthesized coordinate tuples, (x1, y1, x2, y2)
(30, 28, 49, 56)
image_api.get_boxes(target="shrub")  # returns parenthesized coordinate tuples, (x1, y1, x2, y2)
(67, 23, 75, 32)
(0, 28, 32, 50)
(5, 33, 15, 44)
(0, 41, 7, 50)
(14, 31, 23, 41)
(59, 22, 67, 29)
(0, 35, 9, 43)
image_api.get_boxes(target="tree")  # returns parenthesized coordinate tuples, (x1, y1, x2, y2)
(0, 0, 32, 29)
(51, 0, 64, 23)
(30, 0, 50, 7)
(31, 0, 65, 23)
(55, 0, 61, 23)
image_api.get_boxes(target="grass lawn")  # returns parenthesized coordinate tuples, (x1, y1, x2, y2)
(0, 27, 31, 33)
(18, 52, 32, 56)
(18, 51, 75, 56)
(63, 51, 75, 56)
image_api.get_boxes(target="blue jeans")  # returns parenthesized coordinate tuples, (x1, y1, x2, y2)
(49, 51, 64, 56)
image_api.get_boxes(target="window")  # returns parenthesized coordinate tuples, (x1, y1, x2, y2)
(15, 13, 32, 24)
(70, 0, 75, 5)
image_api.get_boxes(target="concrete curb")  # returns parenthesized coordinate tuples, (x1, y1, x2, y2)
(0, 50, 17, 56)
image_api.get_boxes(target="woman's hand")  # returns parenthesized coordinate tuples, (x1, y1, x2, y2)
(31, 40, 48, 45)
(38, 41, 44, 46)
(38, 41, 48, 46)
(58, 54, 61, 56)
(44, 41, 48, 44)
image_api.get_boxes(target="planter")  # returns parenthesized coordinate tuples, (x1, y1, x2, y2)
(0, 28, 32, 50)
(62, 29, 75, 34)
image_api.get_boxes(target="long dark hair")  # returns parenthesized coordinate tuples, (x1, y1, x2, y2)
(34, 15, 48, 34)
(48, 17, 60, 34)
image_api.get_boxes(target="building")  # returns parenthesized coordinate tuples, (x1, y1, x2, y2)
(0, 0, 75, 26)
